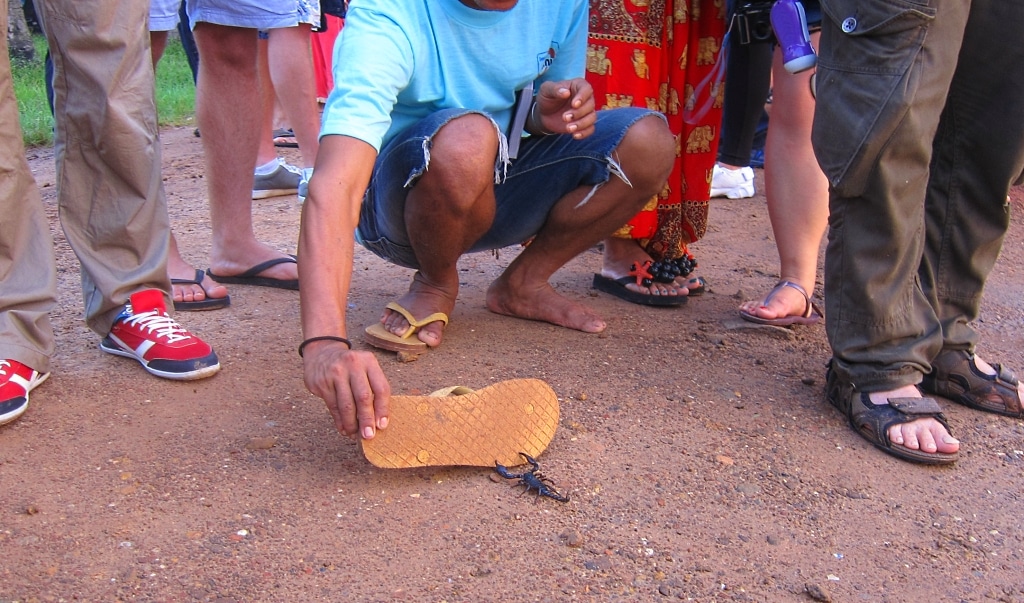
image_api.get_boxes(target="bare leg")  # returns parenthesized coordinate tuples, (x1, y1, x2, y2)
(267, 25, 320, 168)
(193, 24, 297, 281)
(488, 114, 676, 331)
(377, 113, 673, 344)
(150, 29, 228, 305)
(256, 37, 280, 167)
(150, 30, 169, 65)
(739, 33, 828, 320)
(376, 114, 501, 347)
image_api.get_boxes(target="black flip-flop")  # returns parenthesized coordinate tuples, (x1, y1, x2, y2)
(172, 269, 231, 311)
(685, 276, 708, 296)
(206, 257, 299, 290)
(592, 273, 687, 307)
(273, 128, 298, 148)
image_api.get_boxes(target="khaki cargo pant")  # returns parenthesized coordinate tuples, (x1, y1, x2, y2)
(812, 0, 1024, 390)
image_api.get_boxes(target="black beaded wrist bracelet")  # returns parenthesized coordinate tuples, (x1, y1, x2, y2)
(298, 335, 352, 357)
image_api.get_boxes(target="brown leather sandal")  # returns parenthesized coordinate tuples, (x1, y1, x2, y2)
(921, 349, 1023, 418)
(826, 363, 958, 465)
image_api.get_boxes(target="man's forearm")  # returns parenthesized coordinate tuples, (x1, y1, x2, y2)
(297, 135, 379, 344)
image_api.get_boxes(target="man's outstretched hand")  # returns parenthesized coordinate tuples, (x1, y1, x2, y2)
(302, 341, 391, 440)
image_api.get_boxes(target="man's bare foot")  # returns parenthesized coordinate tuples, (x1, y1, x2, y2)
(168, 257, 228, 305)
(209, 241, 298, 282)
(379, 272, 457, 348)
(486, 276, 606, 333)
(868, 385, 960, 455)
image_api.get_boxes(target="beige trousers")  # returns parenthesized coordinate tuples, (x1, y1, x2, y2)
(0, 0, 57, 372)
(0, 0, 173, 373)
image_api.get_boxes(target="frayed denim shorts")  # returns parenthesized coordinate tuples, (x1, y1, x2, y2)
(356, 106, 659, 270)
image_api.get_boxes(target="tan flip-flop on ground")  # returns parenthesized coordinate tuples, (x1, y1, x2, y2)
(364, 301, 449, 353)
(361, 378, 560, 468)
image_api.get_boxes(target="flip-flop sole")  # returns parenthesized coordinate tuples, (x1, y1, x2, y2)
(364, 322, 428, 353)
(361, 379, 560, 468)
(205, 257, 299, 291)
(173, 296, 231, 311)
(592, 274, 688, 307)
(739, 308, 821, 326)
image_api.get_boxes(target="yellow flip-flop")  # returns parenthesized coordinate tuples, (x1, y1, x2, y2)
(363, 301, 449, 352)
(361, 379, 560, 468)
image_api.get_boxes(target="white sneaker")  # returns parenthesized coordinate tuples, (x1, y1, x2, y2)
(297, 167, 313, 203)
(711, 164, 756, 199)
(252, 159, 303, 200)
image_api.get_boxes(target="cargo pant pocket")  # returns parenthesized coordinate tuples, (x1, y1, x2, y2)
(812, 0, 935, 198)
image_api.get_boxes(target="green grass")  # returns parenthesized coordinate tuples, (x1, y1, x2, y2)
(12, 34, 196, 148)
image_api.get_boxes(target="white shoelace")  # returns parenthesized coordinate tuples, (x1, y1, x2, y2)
(119, 309, 192, 344)
(279, 159, 304, 176)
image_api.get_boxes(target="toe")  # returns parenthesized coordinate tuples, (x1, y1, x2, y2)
(173, 284, 205, 303)
(418, 321, 445, 348)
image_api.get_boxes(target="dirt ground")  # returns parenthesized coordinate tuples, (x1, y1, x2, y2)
(2, 125, 1023, 602)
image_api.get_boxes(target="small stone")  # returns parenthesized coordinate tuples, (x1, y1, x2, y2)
(396, 351, 421, 363)
(244, 437, 277, 450)
(736, 482, 759, 495)
(805, 583, 832, 602)
(561, 530, 584, 547)
(25, 505, 39, 515)
(658, 584, 672, 596)
(716, 455, 734, 466)
(801, 377, 816, 386)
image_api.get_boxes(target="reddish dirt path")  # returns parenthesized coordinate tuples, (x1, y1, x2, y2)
(2, 126, 1022, 601)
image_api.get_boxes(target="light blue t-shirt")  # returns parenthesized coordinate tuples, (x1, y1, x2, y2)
(320, 0, 588, 151)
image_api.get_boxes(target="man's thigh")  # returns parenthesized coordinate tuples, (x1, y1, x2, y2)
(472, 107, 657, 253)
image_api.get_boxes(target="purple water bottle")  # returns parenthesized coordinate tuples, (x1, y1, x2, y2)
(771, 0, 817, 74)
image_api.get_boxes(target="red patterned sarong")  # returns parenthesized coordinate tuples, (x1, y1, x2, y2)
(588, 0, 726, 261)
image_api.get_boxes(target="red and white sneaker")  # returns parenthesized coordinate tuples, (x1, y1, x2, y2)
(0, 359, 49, 426)
(100, 289, 220, 381)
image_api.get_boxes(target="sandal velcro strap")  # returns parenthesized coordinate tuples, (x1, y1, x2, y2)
(887, 397, 944, 415)
(993, 363, 1019, 387)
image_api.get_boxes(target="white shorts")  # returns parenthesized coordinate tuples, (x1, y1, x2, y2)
(150, 0, 182, 32)
(185, 0, 320, 30)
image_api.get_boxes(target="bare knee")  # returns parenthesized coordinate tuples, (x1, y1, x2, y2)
(426, 114, 500, 186)
(413, 114, 499, 214)
(417, 114, 501, 212)
(615, 115, 676, 197)
(194, 25, 256, 73)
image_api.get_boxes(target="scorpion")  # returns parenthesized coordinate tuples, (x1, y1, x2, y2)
(494, 452, 570, 503)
